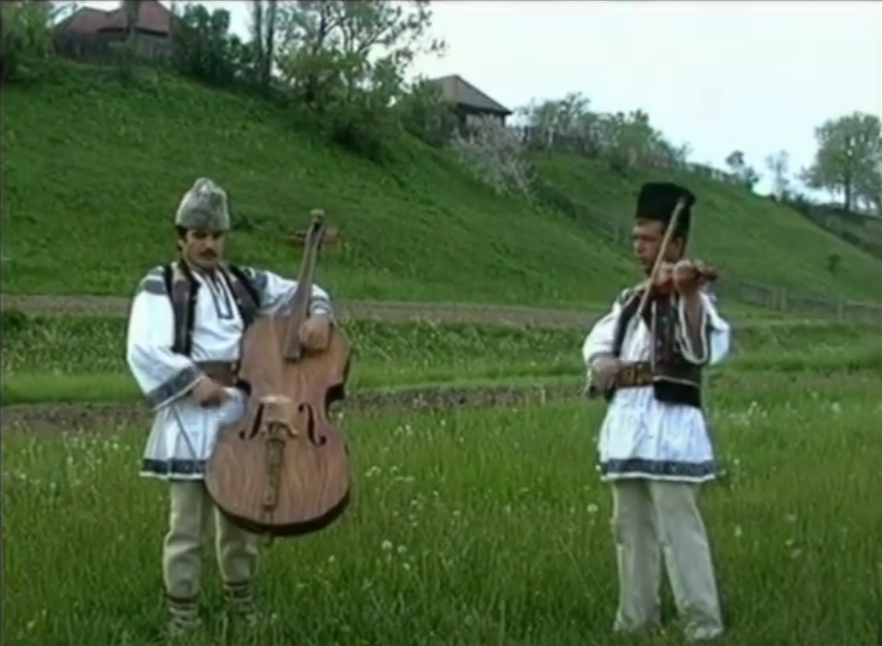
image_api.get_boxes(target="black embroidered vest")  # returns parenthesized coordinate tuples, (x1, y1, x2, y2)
(162, 261, 261, 356)
(607, 288, 704, 409)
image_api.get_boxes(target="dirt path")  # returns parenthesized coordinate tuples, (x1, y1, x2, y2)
(1, 382, 583, 433)
(0, 292, 847, 432)
(1, 293, 600, 327)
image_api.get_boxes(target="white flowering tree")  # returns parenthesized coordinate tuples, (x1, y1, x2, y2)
(450, 115, 534, 196)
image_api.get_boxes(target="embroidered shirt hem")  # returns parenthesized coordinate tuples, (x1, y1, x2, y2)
(141, 458, 206, 480)
(599, 458, 716, 483)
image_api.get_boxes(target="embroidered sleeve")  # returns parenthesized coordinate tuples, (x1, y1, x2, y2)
(582, 290, 628, 367)
(126, 267, 204, 411)
(675, 290, 731, 366)
(241, 267, 335, 319)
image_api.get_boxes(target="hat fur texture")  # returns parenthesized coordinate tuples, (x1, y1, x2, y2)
(175, 178, 230, 231)
(635, 182, 695, 237)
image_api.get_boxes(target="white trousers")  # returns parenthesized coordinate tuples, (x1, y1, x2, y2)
(163, 480, 259, 602)
(610, 479, 723, 641)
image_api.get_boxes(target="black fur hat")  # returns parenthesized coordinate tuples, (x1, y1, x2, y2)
(635, 182, 696, 237)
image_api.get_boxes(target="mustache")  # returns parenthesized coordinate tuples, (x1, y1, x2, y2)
(200, 250, 218, 258)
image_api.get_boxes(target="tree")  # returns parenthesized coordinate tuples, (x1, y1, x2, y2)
(802, 112, 882, 212)
(248, 0, 280, 89)
(517, 92, 601, 152)
(121, 0, 141, 42)
(765, 150, 790, 199)
(597, 109, 681, 172)
(171, 4, 248, 86)
(724, 150, 760, 190)
(517, 93, 687, 171)
(0, 0, 62, 81)
(394, 75, 451, 146)
(273, 0, 445, 157)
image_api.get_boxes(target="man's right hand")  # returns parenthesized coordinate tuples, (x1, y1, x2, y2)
(592, 356, 622, 390)
(191, 377, 230, 407)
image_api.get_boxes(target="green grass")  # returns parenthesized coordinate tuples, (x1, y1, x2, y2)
(3, 59, 877, 311)
(1, 61, 630, 306)
(534, 153, 882, 301)
(3, 372, 880, 645)
(2, 313, 880, 405)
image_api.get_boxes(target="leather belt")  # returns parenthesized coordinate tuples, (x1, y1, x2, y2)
(196, 361, 240, 387)
(614, 361, 653, 389)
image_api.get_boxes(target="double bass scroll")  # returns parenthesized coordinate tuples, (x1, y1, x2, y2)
(205, 209, 353, 538)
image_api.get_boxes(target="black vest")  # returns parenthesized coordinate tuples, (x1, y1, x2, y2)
(607, 288, 704, 409)
(162, 261, 261, 356)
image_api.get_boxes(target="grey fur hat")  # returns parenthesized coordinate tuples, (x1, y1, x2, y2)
(174, 178, 230, 231)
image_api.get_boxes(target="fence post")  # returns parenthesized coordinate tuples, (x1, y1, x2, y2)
(777, 288, 789, 313)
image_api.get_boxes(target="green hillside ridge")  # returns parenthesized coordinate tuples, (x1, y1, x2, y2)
(1, 62, 632, 306)
(2, 60, 877, 307)
(534, 154, 882, 302)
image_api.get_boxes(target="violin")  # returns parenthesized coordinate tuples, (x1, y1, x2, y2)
(634, 198, 718, 317)
(640, 259, 719, 297)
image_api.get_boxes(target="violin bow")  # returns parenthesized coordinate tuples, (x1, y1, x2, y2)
(635, 197, 688, 320)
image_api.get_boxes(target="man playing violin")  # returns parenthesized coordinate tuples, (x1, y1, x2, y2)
(582, 182, 731, 641)
(125, 178, 335, 637)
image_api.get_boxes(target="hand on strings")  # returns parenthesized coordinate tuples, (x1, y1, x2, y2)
(672, 259, 713, 297)
(299, 314, 332, 351)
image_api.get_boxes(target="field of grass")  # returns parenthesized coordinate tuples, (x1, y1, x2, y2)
(534, 153, 882, 302)
(3, 53, 881, 645)
(3, 312, 880, 405)
(3, 59, 877, 311)
(3, 369, 880, 646)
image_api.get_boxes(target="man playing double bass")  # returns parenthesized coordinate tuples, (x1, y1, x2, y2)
(125, 178, 336, 637)
(582, 182, 731, 641)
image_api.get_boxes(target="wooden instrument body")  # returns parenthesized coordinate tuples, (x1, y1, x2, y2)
(641, 260, 718, 299)
(204, 212, 352, 538)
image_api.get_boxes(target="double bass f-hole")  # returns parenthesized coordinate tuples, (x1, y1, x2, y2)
(240, 400, 325, 447)
(298, 402, 326, 447)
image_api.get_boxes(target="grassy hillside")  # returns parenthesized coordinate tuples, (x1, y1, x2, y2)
(1, 61, 631, 307)
(534, 154, 882, 302)
(793, 206, 882, 259)
(2, 60, 878, 307)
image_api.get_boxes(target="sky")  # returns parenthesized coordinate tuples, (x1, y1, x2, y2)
(77, 1, 881, 195)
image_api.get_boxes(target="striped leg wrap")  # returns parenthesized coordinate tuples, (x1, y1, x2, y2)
(166, 594, 201, 633)
(224, 581, 257, 620)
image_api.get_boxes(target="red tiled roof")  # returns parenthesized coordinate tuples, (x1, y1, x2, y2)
(59, 1, 173, 35)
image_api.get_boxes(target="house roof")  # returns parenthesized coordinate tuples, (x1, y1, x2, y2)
(430, 75, 512, 116)
(57, 0, 173, 35)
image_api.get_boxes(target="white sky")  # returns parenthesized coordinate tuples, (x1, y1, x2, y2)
(77, 1, 881, 194)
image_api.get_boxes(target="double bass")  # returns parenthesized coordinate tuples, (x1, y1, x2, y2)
(205, 210, 352, 537)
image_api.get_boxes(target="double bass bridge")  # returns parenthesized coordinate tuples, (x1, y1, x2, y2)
(243, 396, 325, 517)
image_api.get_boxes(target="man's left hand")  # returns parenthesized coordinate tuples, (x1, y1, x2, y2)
(298, 314, 332, 351)
(672, 259, 705, 297)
